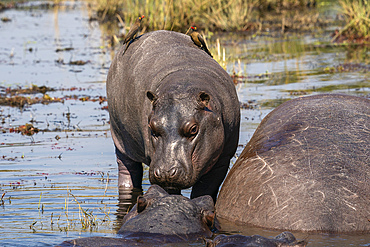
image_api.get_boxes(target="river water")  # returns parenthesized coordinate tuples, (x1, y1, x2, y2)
(0, 1, 369, 246)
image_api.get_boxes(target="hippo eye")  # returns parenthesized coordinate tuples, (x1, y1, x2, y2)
(149, 125, 158, 138)
(189, 125, 198, 135)
(149, 120, 160, 139)
(150, 128, 158, 138)
(188, 124, 198, 137)
(182, 121, 198, 139)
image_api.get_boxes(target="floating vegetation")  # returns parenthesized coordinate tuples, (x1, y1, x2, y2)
(261, 98, 292, 108)
(0, 192, 6, 206)
(288, 90, 308, 96)
(240, 100, 258, 109)
(16, 123, 39, 136)
(4, 84, 54, 95)
(323, 63, 370, 73)
(0, 85, 107, 108)
(55, 47, 74, 52)
(1, 17, 11, 22)
(0, 95, 64, 107)
(333, 0, 370, 43)
(55, 59, 90, 65)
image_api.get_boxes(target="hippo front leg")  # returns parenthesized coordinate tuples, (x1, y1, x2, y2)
(190, 156, 231, 203)
(116, 147, 143, 189)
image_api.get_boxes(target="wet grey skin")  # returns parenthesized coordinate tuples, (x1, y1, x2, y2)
(206, 232, 307, 247)
(216, 94, 370, 233)
(107, 30, 240, 202)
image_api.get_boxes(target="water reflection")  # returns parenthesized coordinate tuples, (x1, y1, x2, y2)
(115, 187, 142, 231)
(0, 1, 369, 246)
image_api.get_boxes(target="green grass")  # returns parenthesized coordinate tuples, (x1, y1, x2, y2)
(88, 0, 319, 32)
(334, 0, 370, 40)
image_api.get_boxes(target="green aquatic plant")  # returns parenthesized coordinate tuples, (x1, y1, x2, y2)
(334, 0, 370, 41)
(256, 0, 317, 10)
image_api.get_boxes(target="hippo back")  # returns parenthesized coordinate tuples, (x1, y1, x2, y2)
(216, 94, 370, 233)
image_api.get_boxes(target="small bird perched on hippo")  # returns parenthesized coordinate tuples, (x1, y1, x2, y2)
(123, 15, 145, 51)
(106, 30, 240, 202)
(188, 26, 213, 57)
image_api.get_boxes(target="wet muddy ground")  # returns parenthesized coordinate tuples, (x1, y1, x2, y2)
(0, 1, 369, 246)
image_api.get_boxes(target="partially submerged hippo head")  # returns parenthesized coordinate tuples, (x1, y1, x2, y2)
(146, 87, 224, 192)
(119, 184, 217, 242)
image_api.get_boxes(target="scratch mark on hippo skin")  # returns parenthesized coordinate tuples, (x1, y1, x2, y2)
(341, 186, 359, 199)
(313, 190, 326, 203)
(268, 197, 295, 219)
(254, 193, 263, 203)
(248, 193, 264, 206)
(288, 173, 299, 180)
(289, 219, 303, 228)
(292, 138, 303, 145)
(268, 185, 279, 207)
(303, 136, 313, 177)
(255, 154, 274, 177)
(262, 175, 277, 185)
(342, 199, 357, 211)
(279, 197, 293, 206)
(269, 204, 289, 219)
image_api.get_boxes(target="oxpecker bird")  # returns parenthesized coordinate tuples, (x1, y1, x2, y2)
(189, 26, 213, 57)
(123, 15, 145, 51)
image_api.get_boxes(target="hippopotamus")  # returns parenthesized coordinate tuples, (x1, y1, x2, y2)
(216, 94, 370, 233)
(106, 30, 240, 201)
(59, 185, 217, 246)
(206, 232, 307, 247)
(118, 184, 216, 240)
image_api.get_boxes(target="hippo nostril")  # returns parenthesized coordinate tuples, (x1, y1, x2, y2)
(154, 168, 161, 179)
(169, 168, 178, 178)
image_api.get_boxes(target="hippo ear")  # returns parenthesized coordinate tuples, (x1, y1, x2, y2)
(197, 91, 210, 108)
(202, 210, 219, 229)
(137, 196, 148, 213)
(146, 91, 158, 104)
(193, 195, 220, 231)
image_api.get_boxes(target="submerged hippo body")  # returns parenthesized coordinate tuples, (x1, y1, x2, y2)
(207, 232, 307, 247)
(107, 30, 240, 200)
(216, 94, 370, 233)
(59, 185, 216, 246)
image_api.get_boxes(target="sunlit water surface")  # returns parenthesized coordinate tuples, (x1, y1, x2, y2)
(0, 1, 369, 246)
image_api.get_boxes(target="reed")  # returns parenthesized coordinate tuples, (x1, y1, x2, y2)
(335, 0, 370, 40)
(89, 0, 258, 32)
(256, 0, 317, 10)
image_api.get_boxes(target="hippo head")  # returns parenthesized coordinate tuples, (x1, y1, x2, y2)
(146, 89, 224, 192)
(119, 185, 216, 240)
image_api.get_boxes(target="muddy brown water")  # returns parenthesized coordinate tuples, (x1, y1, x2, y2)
(0, 1, 369, 246)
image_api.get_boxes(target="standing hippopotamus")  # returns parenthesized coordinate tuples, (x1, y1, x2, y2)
(107, 30, 240, 201)
(59, 185, 217, 246)
(216, 94, 370, 233)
